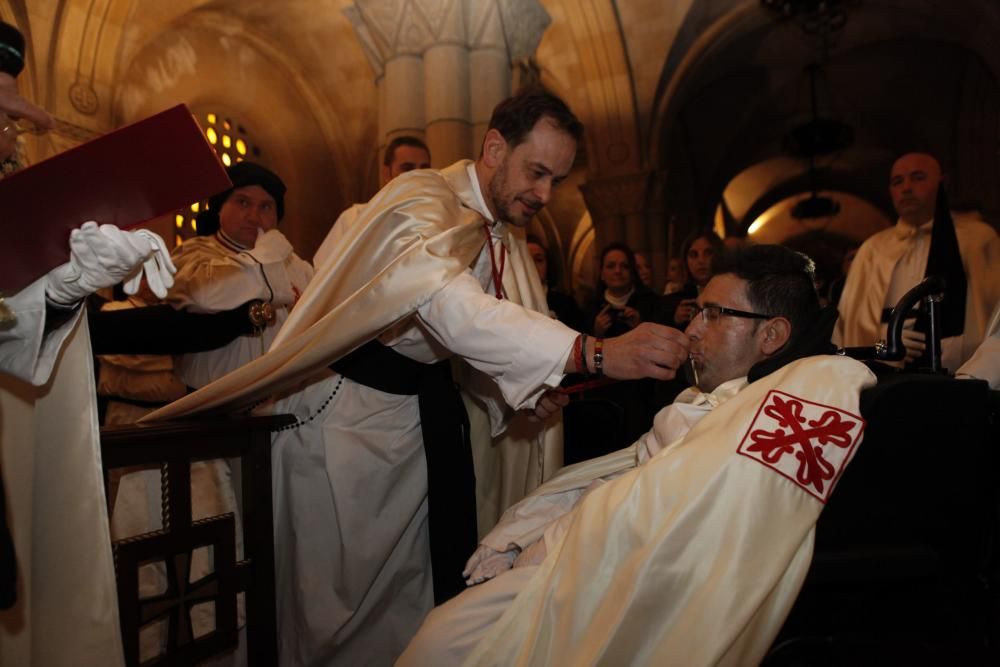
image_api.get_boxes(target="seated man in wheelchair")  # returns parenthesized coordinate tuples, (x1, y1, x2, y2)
(399, 244, 877, 666)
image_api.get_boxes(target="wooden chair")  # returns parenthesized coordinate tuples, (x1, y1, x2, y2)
(101, 414, 293, 666)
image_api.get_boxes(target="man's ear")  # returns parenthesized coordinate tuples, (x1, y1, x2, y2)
(759, 317, 792, 356)
(480, 128, 507, 169)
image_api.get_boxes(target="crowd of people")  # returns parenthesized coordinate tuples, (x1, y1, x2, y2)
(0, 16, 998, 667)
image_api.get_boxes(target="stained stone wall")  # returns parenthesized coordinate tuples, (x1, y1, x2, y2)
(1, 0, 697, 284)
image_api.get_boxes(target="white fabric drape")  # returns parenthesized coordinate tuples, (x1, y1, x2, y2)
(399, 356, 875, 667)
(0, 285, 124, 666)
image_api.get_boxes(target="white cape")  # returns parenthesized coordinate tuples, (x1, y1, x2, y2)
(463, 355, 876, 666)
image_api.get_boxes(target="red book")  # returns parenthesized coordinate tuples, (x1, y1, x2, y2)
(0, 104, 231, 292)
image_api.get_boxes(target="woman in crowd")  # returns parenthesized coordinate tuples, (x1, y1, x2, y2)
(634, 251, 653, 290)
(587, 242, 659, 338)
(650, 230, 724, 410)
(663, 256, 686, 295)
(658, 230, 724, 329)
(573, 243, 661, 460)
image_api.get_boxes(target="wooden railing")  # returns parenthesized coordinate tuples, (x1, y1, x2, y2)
(101, 414, 293, 667)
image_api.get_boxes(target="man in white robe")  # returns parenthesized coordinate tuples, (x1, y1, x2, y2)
(312, 135, 431, 267)
(146, 90, 690, 666)
(956, 301, 1000, 388)
(400, 245, 878, 666)
(0, 28, 177, 664)
(1, 223, 174, 666)
(834, 152, 1000, 371)
(133, 162, 312, 660)
(168, 161, 314, 389)
(318, 135, 557, 535)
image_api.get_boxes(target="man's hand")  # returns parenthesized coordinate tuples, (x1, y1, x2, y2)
(247, 228, 293, 264)
(102, 225, 176, 299)
(601, 322, 690, 381)
(45, 222, 175, 305)
(620, 305, 641, 329)
(463, 544, 519, 586)
(673, 298, 697, 326)
(594, 304, 614, 336)
(901, 318, 926, 363)
(0, 72, 53, 162)
(524, 388, 569, 422)
(0, 72, 52, 130)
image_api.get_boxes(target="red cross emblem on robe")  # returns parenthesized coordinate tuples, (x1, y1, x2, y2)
(737, 390, 866, 503)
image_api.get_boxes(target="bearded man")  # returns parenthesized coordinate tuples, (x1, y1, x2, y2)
(147, 90, 690, 666)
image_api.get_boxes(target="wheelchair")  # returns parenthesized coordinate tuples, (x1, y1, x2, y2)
(765, 278, 1000, 665)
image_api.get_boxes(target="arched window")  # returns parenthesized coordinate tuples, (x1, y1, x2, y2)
(174, 112, 263, 247)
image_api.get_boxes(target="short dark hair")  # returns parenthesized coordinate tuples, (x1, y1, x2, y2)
(713, 244, 819, 343)
(383, 135, 430, 167)
(487, 88, 584, 150)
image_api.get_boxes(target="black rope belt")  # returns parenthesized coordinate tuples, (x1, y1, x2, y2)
(331, 339, 477, 604)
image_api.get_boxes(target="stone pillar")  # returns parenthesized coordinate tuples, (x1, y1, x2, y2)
(346, 0, 551, 171)
(580, 171, 659, 281)
(468, 49, 509, 156)
(468, 1, 512, 154)
(424, 43, 470, 166)
(383, 54, 425, 141)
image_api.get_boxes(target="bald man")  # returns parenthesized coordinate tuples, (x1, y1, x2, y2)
(834, 152, 1000, 371)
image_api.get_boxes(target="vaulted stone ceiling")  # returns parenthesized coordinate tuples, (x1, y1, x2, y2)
(5, 0, 998, 273)
(653, 0, 1000, 246)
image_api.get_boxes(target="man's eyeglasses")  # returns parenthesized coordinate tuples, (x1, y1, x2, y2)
(693, 304, 774, 323)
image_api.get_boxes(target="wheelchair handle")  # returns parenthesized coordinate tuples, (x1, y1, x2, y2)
(838, 275, 945, 367)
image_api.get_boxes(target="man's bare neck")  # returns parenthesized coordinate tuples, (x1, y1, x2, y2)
(473, 160, 500, 222)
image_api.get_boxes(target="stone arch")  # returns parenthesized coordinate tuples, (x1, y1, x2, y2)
(111, 15, 358, 256)
(649, 0, 1000, 247)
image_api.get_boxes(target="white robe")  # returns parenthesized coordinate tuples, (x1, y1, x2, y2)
(0, 277, 124, 666)
(159, 233, 314, 662)
(465, 377, 748, 584)
(316, 198, 564, 538)
(312, 202, 362, 268)
(146, 161, 579, 666)
(956, 301, 1000, 389)
(168, 231, 315, 389)
(833, 216, 1000, 371)
(400, 356, 876, 667)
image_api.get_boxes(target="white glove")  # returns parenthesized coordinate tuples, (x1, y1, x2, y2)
(45, 221, 175, 304)
(120, 228, 176, 299)
(246, 228, 293, 264)
(462, 544, 519, 586)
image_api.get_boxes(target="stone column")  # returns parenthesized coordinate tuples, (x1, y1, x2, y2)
(424, 40, 470, 164)
(383, 54, 425, 141)
(467, 1, 513, 154)
(580, 172, 652, 249)
(346, 0, 551, 168)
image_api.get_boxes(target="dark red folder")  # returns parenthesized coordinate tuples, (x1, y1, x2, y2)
(0, 104, 231, 292)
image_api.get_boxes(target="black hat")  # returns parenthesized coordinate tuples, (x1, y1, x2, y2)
(197, 161, 286, 236)
(0, 22, 25, 78)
